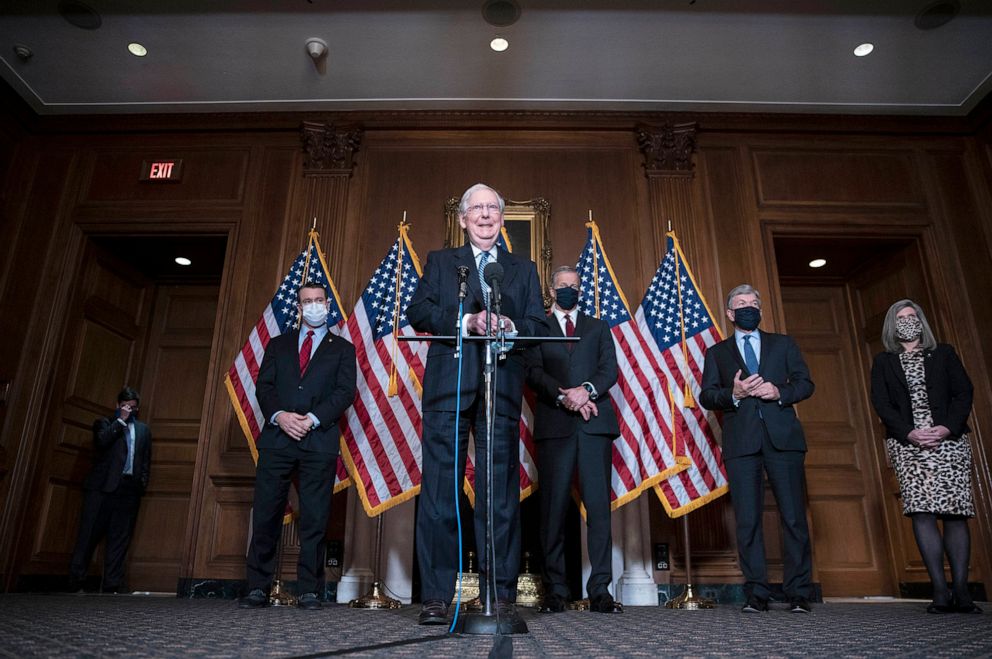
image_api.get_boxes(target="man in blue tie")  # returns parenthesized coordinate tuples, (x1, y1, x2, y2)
(699, 284, 815, 615)
(407, 183, 546, 626)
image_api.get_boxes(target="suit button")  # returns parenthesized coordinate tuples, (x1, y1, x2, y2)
(298, 386, 303, 391)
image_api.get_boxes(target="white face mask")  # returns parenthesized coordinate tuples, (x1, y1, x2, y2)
(301, 302, 328, 327)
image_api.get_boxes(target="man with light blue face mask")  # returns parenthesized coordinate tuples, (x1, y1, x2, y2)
(700, 284, 815, 615)
(240, 283, 357, 611)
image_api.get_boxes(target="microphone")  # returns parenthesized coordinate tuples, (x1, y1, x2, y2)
(483, 261, 504, 287)
(457, 265, 469, 300)
(483, 261, 504, 313)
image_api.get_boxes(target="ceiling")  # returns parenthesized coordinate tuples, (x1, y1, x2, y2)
(1, 0, 991, 117)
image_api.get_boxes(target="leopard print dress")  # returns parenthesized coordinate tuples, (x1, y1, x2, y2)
(885, 349, 974, 517)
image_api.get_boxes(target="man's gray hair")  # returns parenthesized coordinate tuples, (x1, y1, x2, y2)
(458, 183, 505, 215)
(881, 299, 938, 353)
(551, 265, 578, 287)
(726, 284, 762, 309)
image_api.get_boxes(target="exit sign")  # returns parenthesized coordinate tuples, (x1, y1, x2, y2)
(139, 159, 183, 182)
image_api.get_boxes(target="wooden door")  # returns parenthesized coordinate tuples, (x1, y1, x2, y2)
(128, 284, 218, 592)
(16, 242, 154, 584)
(781, 285, 895, 596)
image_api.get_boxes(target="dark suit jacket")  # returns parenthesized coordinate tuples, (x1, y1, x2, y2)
(869, 343, 973, 445)
(85, 416, 152, 493)
(525, 312, 620, 440)
(256, 329, 357, 454)
(406, 243, 546, 416)
(700, 331, 814, 459)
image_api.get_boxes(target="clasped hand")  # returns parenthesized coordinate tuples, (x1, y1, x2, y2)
(468, 312, 514, 336)
(559, 386, 599, 421)
(732, 369, 780, 401)
(276, 412, 313, 441)
(907, 425, 950, 450)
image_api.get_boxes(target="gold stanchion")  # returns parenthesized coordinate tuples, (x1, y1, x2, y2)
(269, 519, 298, 607)
(457, 551, 481, 609)
(515, 551, 544, 607)
(666, 513, 715, 610)
(349, 513, 401, 609)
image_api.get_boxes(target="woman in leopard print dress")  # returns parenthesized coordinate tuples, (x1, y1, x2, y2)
(870, 299, 980, 614)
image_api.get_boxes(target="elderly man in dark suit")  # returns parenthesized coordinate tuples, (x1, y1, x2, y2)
(700, 284, 815, 614)
(68, 386, 152, 593)
(525, 266, 622, 614)
(239, 282, 357, 611)
(406, 182, 546, 626)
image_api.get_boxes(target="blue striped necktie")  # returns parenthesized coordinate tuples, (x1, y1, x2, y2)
(478, 250, 491, 303)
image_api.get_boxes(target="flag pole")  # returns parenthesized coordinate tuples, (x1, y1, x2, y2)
(665, 513, 715, 610)
(349, 511, 402, 609)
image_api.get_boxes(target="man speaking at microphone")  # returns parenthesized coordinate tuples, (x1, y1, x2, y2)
(407, 183, 546, 625)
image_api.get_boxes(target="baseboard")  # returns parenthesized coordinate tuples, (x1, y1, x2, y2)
(658, 582, 824, 605)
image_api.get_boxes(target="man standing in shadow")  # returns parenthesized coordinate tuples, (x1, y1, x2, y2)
(68, 386, 151, 593)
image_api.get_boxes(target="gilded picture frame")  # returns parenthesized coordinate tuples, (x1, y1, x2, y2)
(444, 196, 553, 307)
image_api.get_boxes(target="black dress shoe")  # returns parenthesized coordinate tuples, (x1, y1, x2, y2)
(925, 601, 953, 614)
(496, 599, 520, 619)
(789, 597, 811, 613)
(418, 599, 448, 625)
(741, 595, 768, 613)
(239, 588, 269, 609)
(538, 593, 567, 613)
(952, 599, 983, 614)
(590, 593, 624, 613)
(297, 592, 322, 610)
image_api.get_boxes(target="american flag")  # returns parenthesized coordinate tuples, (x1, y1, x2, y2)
(224, 230, 351, 491)
(463, 228, 539, 503)
(339, 224, 429, 516)
(644, 232, 728, 516)
(576, 222, 692, 508)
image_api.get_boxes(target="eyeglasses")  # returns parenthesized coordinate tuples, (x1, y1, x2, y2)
(464, 203, 501, 216)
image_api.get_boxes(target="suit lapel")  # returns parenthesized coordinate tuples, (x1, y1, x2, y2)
(301, 330, 333, 381)
(728, 336, 747, 374)
(887, 351, 910, 391)
(757, 330, 770, 376)
(497, 246, 520, 292)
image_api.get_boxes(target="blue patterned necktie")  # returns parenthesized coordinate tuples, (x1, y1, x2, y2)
(743, 334, 759, 375)
(478, 250, 491, 303)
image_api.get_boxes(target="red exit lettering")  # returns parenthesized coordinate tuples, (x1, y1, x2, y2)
(149, 162, 174, 179)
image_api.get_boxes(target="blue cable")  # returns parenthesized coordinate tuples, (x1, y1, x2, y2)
(448, 300, 466, 634)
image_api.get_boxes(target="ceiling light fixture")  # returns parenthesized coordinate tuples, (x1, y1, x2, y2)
(853, 43, 874, 57)
(808, 258, 827, 268)
(490, 37, 509, 52)
(128, 42, 147, 57)
(175, 257, 192, 266)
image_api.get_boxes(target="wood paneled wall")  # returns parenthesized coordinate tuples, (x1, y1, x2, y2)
(0, 107, 989, 597)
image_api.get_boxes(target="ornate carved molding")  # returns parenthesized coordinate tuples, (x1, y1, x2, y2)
(300, 121, 362, 176)
(635, 122, 698, 176)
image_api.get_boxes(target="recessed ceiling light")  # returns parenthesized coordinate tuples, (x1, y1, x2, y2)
(128, 42, 147, 57)
(853, 43, 874, 57)
(808, 258, 827, 268)
(490, 37, 509, 52)
(175, 257, 192, 266)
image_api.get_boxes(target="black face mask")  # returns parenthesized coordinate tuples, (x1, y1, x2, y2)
(554, 287, 579, 310)
(733, 306, 761, 331)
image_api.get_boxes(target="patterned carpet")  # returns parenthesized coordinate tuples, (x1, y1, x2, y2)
(0, 594, 988, 658)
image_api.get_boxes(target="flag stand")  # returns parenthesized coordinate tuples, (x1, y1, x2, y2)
(269, 519, 298, 606)
(665, 513, 715, 609)
(349, 512, 401, 609)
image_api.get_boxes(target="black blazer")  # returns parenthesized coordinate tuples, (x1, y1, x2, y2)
(525, 312, 620, 440)
(406, 243, 546, 416)
(85, 416, 152, 493)
(869, 343, 973, 445)
(699, 331, 814, 459)
(256, 329, 357, 454)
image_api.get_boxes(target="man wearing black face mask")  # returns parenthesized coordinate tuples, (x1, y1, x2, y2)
(68, 386, 151, 593)
(525, 266, 621, 614)
(700, 284, 815, 614)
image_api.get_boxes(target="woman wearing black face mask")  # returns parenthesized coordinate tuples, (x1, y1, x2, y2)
(869, 299, 979, 614)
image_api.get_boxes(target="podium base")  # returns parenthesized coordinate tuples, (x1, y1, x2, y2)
(452, 612, 529, 635)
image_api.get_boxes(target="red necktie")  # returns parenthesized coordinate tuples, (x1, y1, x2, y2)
(564, 314, 575, 351)
(299, 329, 314, 375)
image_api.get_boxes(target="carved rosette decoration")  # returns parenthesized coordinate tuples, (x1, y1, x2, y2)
(635, 122, 698, 176)
(301, 121, 362, 176)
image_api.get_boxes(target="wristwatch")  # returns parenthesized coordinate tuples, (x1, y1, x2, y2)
(582, 382, 596, 399)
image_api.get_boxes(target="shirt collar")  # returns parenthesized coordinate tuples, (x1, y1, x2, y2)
(551, 307, 575, 323)
(471, 243, 496, 262)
